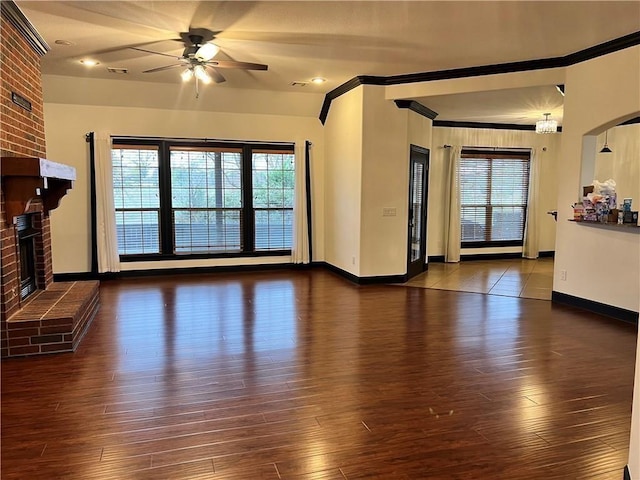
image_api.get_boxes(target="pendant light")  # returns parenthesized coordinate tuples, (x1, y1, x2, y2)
(535, 113, 557, 134)
(599, 130, 612, 153)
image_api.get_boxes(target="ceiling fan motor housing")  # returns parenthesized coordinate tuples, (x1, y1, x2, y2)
(184, 35, 206, 58)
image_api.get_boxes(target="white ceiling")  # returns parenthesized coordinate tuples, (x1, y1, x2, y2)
(16, 1, 640, 124)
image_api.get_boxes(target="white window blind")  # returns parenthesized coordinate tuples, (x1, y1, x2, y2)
(459, 150, 530, 245)
(111, 145, 160, 255)
(170, 147, 243, 253)
(252, 150, 295, 251)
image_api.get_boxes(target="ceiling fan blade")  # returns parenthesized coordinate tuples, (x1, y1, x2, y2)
(206, 60, 268, 71)
(129, 46, 181, 60)
(142, 64, 184, 73)
(207, 68, 226, 84)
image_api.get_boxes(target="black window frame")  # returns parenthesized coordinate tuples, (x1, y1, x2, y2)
(111, 137, 295, 262)
(459, 148, 531, 249)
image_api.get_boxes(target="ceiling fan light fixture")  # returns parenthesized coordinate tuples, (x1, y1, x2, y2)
(536, 113, 557, 134)
(195, 43, 220, 61)
(194, 65, 211, 84)
(181, 68, 194, 82)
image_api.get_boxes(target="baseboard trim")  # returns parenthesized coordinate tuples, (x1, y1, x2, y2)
(461, 252, 523, 261)
(54, 262, 310, 282)
(319, 262, 407, 285)
(53, 272, 103, 282)
(552, 291, 639, 325)
(428, 252, 554, 263)
(624, 465, 631, 480)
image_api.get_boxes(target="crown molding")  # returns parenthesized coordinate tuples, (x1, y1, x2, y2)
(394, 100, 438, 120)
(620, 116, 640, 126)
(433, 120, 563, 133)
(319, 76, 385, 125)
(564, 31, 640, 66)
(1, 1, 49, 56)
(319, 31, 640, 124)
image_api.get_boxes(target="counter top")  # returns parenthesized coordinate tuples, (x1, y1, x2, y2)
(568, 219, 640, 232)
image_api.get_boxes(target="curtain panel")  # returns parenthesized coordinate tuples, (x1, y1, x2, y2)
(523, 148, 540, 259)
(444, 146, 461, 263)
(94, 132, 121, 273)
(291, 141, 310, 264)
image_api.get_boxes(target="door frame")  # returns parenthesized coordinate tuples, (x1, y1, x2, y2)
(406, 144, 430, 279)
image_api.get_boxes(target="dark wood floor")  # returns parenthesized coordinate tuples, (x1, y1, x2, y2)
(2, 269, 637, 479)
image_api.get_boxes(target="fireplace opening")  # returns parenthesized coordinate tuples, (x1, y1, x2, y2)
(16, 214, 38, 300)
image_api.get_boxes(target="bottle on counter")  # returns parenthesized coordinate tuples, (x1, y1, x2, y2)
(618, 205, 624, 224)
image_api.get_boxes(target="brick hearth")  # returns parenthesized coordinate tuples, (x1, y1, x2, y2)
(5, 281, 100, 356)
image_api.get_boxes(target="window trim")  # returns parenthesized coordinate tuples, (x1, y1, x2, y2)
(459, 148, 531, 248)
(112, 137, 295, 260)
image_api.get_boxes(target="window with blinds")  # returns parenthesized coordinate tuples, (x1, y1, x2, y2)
(111, 145, 161, 255)
(459, 149, 531, 247)
(111, 139, 295, 260)
(170, 147, 243, 253)
(252, 150, 295, 251)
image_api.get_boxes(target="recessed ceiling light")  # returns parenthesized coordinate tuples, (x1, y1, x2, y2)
(311, 77, 326, 84)
(55, 39, 73, 46)
(80, 59, 99, 67)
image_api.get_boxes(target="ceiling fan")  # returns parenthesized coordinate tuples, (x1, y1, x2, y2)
(130, 29, 268, 97)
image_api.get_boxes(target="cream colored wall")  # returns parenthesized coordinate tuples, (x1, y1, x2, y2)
(359, 86, 412, 277)
(407, 110, 432, 151)
(428, 127, 560, 256)
(322, 87, 363, 276)
(43, 74, 323, 118)
(592, 124, 640, 207)
(554, 46, 640, 312)
(324, 86, 433, 278)
(43, 77, 325, 274)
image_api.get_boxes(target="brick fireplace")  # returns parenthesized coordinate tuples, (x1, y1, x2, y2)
(1, 2, 99, 357)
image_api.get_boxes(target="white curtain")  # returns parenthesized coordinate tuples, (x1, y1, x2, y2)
(444, 146, 461, 263)
(94, 132, 120, 273)
(523, 148, 539, 259)
(291, 141, 310, 264)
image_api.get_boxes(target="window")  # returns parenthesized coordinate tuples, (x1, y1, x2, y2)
(111, 139, 295, 259)
(252, 150, 294, 250)
(112, 145, 160, 255)
(459, 149, 530, 247)
(170, 147, 243, 253)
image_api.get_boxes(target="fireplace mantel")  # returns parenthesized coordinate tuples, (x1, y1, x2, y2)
(1, 157, 76, 224)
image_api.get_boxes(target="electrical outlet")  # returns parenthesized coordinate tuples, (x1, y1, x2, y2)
(352, 256, 356, 265)
(560, 270, 567, 281)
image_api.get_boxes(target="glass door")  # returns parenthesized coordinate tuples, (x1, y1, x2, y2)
(407, 145, 429, 279)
